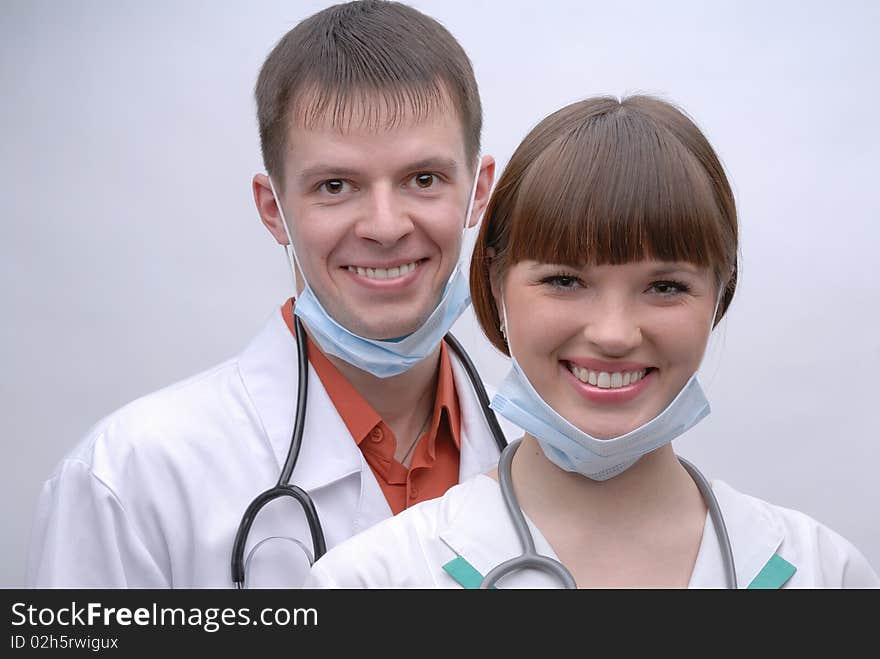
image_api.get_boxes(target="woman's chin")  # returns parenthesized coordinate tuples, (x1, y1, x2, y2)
(571, 417, 646, 440)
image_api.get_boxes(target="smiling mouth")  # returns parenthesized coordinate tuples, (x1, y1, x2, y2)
(345, 259, 423, 280)
(566, 363, 656, 389)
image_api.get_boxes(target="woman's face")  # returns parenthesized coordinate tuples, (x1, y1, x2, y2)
(498, 259, 718, 439)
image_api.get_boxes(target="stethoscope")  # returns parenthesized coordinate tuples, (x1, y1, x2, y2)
(480, 436, 738, 589)
(230, 315, 509, 588)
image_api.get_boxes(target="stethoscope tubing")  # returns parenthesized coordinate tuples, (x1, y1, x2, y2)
(231, 315, 327, 588)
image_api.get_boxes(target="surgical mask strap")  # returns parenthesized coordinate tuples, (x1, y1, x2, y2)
(462, 156, 482, 230)
(708, 289, 723, 336)
(267, 176, 305, 293)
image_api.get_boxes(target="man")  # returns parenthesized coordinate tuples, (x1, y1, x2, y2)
(26, 0, 515, 588)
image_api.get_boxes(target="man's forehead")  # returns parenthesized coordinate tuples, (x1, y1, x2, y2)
(288, 84, 464, 140)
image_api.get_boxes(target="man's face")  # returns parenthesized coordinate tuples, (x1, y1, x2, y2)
(264, 100, 486, 340)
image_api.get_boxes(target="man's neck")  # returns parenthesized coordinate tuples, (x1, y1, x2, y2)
(324, 346, 442, 426)
(318, 339, 443, 466)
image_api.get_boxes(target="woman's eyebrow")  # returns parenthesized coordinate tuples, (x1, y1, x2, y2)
(525, 261, 579, 271)
(648, 264, 703, 277)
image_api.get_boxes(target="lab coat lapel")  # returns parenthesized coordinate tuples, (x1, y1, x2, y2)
(688, 479, 785, 588)
(236, 310, 369, 494)
(449, 352, 508, 480)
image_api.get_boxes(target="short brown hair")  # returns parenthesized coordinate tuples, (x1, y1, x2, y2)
(470, 95, 739, 355)
(255, 1, 482, 186)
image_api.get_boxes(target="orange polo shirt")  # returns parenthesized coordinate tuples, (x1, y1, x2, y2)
(281, 300, 462, 514)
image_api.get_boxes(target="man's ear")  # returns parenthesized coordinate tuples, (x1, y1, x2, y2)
(253, 173, 290, 245)
(467, 155, 496, 228)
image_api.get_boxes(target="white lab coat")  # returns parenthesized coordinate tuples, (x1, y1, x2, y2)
(26, 308, 519, 588)
(304, 473, 880, 588)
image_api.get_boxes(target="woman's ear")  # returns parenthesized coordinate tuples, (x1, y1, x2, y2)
(486, 247, 503, 323)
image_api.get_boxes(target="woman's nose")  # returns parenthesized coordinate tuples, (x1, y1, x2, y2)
(581, 299, 643, 356)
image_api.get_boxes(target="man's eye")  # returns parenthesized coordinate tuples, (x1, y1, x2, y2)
(321, 180, 346, 194)
(413, 173, 435, 189)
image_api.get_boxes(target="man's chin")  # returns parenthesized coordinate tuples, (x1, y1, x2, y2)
(354, 318, 427, 341)
(322, 295, 440, 340)
(340, 314, 430, 341)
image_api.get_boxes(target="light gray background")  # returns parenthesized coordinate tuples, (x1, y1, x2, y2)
(3, 0, 878, 587)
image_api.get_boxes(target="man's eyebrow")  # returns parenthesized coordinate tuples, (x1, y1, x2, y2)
(404, 157, 459, 172)
(297, 157, 460, 185)
(297, 165, 362, 183)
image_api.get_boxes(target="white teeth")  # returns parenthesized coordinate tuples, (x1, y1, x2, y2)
(348, 261, 418, 279)
(568, 364, 648, 389)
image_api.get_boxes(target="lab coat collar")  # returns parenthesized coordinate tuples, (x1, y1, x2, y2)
(439, 477, 787, 589)
(688, 479, 785, 588)
(439, 475, 563, 588)
(237, 309, 364, 493)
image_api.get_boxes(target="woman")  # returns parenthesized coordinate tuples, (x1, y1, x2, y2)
(303, 96, 879, 588)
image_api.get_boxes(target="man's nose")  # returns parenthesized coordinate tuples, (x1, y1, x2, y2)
(354, 183, 414, 246)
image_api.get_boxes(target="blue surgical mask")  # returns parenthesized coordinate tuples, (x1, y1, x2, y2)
(268, 160, 481, 378)
(489, 294, 718, 480)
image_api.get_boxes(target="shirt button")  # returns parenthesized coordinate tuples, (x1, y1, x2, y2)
(370, 427, 383, 443)
(410, 487, 419, 498)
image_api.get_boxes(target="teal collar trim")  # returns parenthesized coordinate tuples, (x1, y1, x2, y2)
(747, 554, 797, 589)
(445, 553, 797, 589)
(442, 556, 495, 589)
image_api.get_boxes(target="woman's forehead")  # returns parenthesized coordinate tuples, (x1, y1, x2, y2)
(519, 259, 710, 274)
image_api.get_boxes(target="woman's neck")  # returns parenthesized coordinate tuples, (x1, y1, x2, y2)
(503, 435, 709, 588)
(509, 435, 700, 522)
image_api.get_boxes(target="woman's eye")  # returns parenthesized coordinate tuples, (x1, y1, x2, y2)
(649, 280, 690, 296)
(542, 275, 581, 290)
(321, 179, 346, 195)
(412, 173, 436, 189)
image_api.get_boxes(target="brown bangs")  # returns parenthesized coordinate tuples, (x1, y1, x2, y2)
(507, 106, 733, 278)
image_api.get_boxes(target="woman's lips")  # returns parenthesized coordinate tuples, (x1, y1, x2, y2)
(562, 361, 656, 404)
